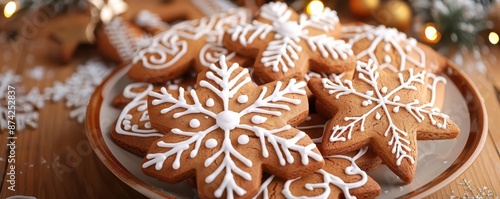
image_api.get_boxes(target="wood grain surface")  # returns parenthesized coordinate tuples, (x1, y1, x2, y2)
(0, 4, 499, 199)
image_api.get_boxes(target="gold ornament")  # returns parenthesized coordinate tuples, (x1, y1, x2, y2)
(373, 0, 411, 31)
(349, 0, 380, 18)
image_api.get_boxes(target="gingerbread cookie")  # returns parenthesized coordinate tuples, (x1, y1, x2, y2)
(426, 73, 447, 110)
(129, 8, 251, 83)
(342, 24, 447, 74)
(111, 82, 163, 156)
(223, 2, 355, 83)
(143, 56, 323, 198)
(296, 113, 329, 143)
(96, 17, 149, 63)
(255, 147, 381, 199)
(309, 59, 460, 183)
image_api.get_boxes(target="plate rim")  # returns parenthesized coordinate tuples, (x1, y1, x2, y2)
(85, 60, 488, 198)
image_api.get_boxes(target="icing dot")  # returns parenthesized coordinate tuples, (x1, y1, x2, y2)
(393, 96, 400, 102)
(405, 45, 412, 52)
(306, 116, 312, 121)
(375, 112, 381, 120)
(205, 138, 218, 149)
(206, 98, 215, 107)
(384, 55, 391, 63)
(167, 85, 179, 90)
(381, 87, 388, 93)
(144, 122, 151, 129)
(124, 125, 131, 130)
(409, 38, 417, 46)
(384, 43, 391, 52)
(365, 90, 374, 96)
(216, 111, 240, 130)
(393, 106, 400, 113)
(251, 115, 267, 124)
(238, 134, 250, 145)
(362, 100, 371, 106)
(189, 119, 200, 128)
(124, 114, 133, 120)
(237, 95, 248, 104)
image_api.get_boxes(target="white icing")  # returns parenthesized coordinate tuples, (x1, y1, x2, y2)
(104, 17, 146, 61)
(189, 0, 237, 16)
(342, 25, 426, 72)
(229, 2, 351, 74)
(427, 73, 447, 107)
(237, 134, 250, 145)
(135, 9, 168, 29)
(206, 98, 215, 107)
(133, 9, 249, 70)
(321, 59, 451, 166)
(205, 138, 218, 149)
(254, 147, 370, 199)
(190, 119, 201, 128)
(381, 86, 388, 93)
(115, 82, 163, 137)
(144, 55, 321, 198)
(251, 115, 267, 124)
(237, 94, 248, 103)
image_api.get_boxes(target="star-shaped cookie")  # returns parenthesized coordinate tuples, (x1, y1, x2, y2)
(143, 55, 323, 198)
(309, 59, 460, 183)
(223, 2, 355, 83)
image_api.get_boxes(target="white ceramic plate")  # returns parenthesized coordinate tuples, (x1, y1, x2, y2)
(86, 61, 488, 198)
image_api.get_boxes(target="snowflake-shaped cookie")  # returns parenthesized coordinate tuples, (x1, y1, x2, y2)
(342, 24, 447, 73)
(255, 147, 381, 199)
(309, 59, 460, 183)
(143, 55, 323, 198)
(130, 8, 250, 83)
(223, 2, 355, 83)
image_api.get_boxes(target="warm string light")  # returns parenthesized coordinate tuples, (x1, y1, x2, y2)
(489, 32, 499, 45)
(3, 1, 17, 18)
(422, 23, 441, 44)
(306, 0, 324, 15)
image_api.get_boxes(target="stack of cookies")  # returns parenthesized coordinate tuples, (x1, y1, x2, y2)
(99, 2, 460, 199)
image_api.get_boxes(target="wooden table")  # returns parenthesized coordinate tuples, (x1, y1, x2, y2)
(1, 7, 499, 199)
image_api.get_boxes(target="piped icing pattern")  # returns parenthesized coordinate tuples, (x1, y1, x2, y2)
(342, 25, 426, 73)
(132, 9, 249, 71)
(104, 17, 149, 61)
(308, 59, 460, 183)
(135, 9, 169, 31)
(254, 147, 371, 199)
(115, 75, 196, 137)
(115, 83, 163, 137)
(322, 60, 452, 164)
(189, 0, 237, 16)
(143, 56, 323, 198)
(226, 2, 353, 81)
